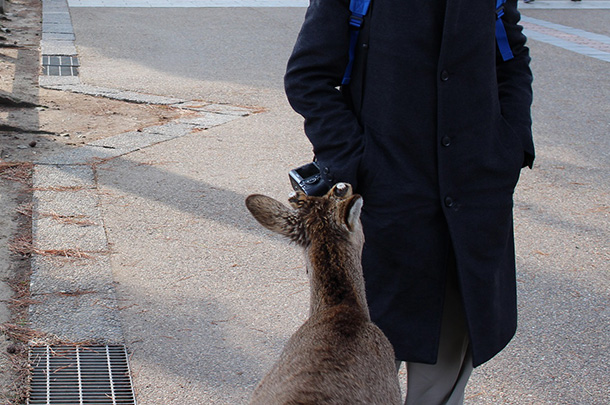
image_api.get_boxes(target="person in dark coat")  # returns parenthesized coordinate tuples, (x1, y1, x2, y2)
(284, 0, 534, 403)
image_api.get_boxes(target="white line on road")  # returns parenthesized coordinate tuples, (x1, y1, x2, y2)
(522, 16, 610, 62)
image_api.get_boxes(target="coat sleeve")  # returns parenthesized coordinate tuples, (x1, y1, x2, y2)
(284, 0, 364, 189)
(497, 0, 535, 168)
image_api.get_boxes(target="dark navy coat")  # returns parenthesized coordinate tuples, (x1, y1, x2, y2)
(284, 0, 534, 367)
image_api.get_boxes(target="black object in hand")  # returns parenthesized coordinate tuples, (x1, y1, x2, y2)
(289, 162, 330, 196)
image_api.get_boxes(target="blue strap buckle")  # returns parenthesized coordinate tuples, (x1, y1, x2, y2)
(496, 4, 505, 19)
(349, 13, 364, 29)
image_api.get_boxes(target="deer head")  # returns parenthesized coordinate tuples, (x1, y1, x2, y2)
(245, 182, 363, 248)
(246, 183, 367, 316)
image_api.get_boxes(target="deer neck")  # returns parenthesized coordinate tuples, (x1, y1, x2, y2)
(305, 241, 370, 321)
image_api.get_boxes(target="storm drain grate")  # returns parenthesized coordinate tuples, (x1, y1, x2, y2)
(41, 55, 80, 76)
(29, 345, 136, 405)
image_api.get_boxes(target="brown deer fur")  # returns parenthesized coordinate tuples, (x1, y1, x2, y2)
(246, 183, 401, 405)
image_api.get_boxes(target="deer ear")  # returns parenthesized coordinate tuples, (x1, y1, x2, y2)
(246, 194, 302, 241)
(344, 195, 363, 232)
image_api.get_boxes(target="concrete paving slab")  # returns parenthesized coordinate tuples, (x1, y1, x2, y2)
(39, 41, 78, 57)
(41, 23, 74, 34)
(42, 84, 186, 105)
(32, 164, 96, 190)
(177, 112, 240, 128)
(29, 292, 123, 344)
(41, 11, 72, 23)
(30, 254, 114, 295)
(33, 208, 106, 252)
(35, 145, 129, 165)
(41, 32, 75, 41)
(32, 189, 103, 222)
(29, 162, 123, 346)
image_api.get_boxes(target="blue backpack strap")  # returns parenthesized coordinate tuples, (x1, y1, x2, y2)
(495, 0, 514, 61)
(341, 0, 372, 85)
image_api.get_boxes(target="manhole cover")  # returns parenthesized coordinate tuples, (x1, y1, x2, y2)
(29, 345, 136, 405)
(41, 55, 80, 76)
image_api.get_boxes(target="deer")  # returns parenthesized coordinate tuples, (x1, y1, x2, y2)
(245, 182, 401, 405)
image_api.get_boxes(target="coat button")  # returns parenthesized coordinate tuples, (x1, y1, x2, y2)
(441, 136, 451, 147)
(444, 196, 455, 208)
(323, 167, 334, 182)
(440, 70, 449, 81)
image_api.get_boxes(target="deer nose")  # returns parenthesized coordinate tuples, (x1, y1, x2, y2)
(334, 182, 349, 197)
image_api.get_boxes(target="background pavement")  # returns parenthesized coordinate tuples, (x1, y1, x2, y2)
(28, 0, 608, 404)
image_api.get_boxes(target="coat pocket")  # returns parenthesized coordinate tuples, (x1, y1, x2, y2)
(496, 115, 526, 173)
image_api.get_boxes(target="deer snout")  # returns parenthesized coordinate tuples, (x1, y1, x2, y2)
(332, 182, 352, 198)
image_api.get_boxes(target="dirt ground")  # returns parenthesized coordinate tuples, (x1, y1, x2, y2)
(1, 1, 182, 402)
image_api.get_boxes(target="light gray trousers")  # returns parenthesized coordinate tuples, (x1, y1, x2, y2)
(395, 266, 474, 405)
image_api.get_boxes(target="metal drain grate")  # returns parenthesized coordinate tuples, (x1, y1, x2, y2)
(41, 55, 80, 76)
(29, 345, 136, 405)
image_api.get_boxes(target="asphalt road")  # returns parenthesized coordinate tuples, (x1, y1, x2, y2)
(51, 1, 610, 403)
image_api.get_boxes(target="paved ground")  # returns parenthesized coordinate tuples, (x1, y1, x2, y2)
(20, 0, 610, 404)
